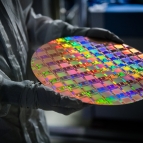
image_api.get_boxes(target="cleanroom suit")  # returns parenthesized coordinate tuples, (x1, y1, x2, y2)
(0, 0, 123, 142)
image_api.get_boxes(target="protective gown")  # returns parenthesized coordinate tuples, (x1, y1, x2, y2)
(0, 0, 52, 142)
(0, 0, 123, 142)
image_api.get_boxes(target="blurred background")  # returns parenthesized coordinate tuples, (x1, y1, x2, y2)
(32, 0, 143, 143)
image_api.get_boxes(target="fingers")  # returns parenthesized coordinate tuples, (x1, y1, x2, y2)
(52, 102, 93, 115)
(51, 96, 84, 115)
(87, 28, 124, 44)
(57, 96, 93, 115)
(49, 91, 92, 110)
(45, 93, 92, 115)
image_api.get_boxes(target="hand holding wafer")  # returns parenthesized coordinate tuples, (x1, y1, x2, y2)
(31, 36, 143, 105)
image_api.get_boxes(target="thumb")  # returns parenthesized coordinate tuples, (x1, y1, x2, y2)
(108, 32, 124, 44)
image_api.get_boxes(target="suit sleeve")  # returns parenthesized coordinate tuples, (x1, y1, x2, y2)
(25, 7, 89, 44)
(20, 0, 88, 45)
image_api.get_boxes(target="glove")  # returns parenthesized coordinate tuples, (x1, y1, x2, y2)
(54, 20, 123, 44)
(0, 76, 89, 115)
(73, 27, 124, 44)
(27, 8, 123, 44)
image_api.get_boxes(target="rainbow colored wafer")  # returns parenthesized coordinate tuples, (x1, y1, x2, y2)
(31, 36, 143, 105)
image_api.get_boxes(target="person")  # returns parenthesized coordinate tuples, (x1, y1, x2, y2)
(0, 0, 123, 142)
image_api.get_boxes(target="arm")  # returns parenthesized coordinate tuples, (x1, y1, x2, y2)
(0, 75, 85, 115)
(25, 3, 123, 45)
(19, 0, 123, 45)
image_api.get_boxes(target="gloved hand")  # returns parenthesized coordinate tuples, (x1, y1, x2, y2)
(54, 20, 123, 44)
(45, 20, 123, 44)
(27, 13, 123, 44)
(36, 83, 89, 115)
(0, 76, 89, 115)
